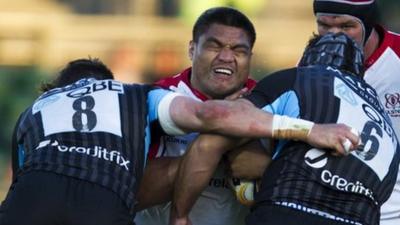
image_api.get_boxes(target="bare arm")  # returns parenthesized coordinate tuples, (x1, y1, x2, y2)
(169, 97, 274, 138)
(168, 96, 360, 154)
(134, 141, 269, 211)
(170, 134, 247, 225)
(226, 140, 272, 180)
(169, 122, 362, 225)
(135, 157, 180, 211)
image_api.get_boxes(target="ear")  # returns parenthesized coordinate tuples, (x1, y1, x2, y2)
(189, 40, 195, 61)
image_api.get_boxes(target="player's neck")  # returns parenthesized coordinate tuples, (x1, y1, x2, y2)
(364, 28, 380, 60)
(189, 72, 214, 99)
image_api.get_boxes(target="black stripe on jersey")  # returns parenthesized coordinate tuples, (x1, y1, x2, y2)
(246, 68, 297, 108)
(379, 147, 400, 203)
(120, 85, 137, 205)
(119, 84, 150, 212)
(295, 67, 340, 123)
(77, 132, 91, 180)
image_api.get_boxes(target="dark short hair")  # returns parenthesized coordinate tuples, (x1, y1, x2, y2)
(192, 7, 256, 48)
(299, 33, 364, 77)
(40, 58, 114, 92)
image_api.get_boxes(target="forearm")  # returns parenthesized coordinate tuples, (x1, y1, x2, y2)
(169, 97, 317, 141)
(227, 140, 272, 179)
(171, 98, 274, 138)
(171, 135, 241, 219)
(169, 96, 360, 155)
(136, 157, 180, 211)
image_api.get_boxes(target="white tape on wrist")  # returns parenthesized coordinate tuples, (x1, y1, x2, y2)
(272, 115, 314, 140)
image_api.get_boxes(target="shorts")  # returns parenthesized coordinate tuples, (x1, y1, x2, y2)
(0, 171, 134, 225)
(246, 204, 354, 225)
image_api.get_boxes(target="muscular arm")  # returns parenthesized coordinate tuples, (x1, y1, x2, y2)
(134, 140, 264, 211)
(134, 140, 269, 211)
(135, 157, 180, 211)
(169, 123, 362, 225)
(168, 96, 360, 154)
(170, 134, 248, 225)
(169, 97, 274, 138)
(226, 139, 272, 180)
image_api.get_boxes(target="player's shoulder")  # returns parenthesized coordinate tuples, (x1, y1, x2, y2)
(247, 67, 297, 106)
(154, 68, 191, 89)
(387, 31, 400, 48)
(388, 31, 400, 55)
(386, 29, 400, 40)
(257, 67, 297, 88)
(155, 75, 181, 89)
(379, 26, 400, 53)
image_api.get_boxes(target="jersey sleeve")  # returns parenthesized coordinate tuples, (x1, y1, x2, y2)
(147, 89, 186, 136)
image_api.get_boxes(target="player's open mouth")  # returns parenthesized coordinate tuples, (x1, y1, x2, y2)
(214, 68, 233, 76)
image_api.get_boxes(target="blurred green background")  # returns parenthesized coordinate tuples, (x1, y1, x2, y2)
(1, 0, 399, 200)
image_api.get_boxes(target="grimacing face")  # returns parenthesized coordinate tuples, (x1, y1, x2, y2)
(189, 23, 253, 99)
(316, 14, 364, 46)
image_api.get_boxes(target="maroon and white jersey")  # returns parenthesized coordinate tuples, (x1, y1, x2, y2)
(135, 68, 256, 225)
(364, 25, 400, 225)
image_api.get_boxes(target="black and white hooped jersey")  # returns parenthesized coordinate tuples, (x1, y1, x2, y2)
(247, 65, 400, 225)
(15, 78, 171, 214)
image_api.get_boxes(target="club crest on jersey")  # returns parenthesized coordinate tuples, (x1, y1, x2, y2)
(384, 92, 400, 117)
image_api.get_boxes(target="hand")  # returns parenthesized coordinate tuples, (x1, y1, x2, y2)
(170, 208, 192, 225)
(170, 217, 192, 225)
(308, 123, 361, 156)
(226, 140, 271, 179)
(225, 87, 249, 100)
